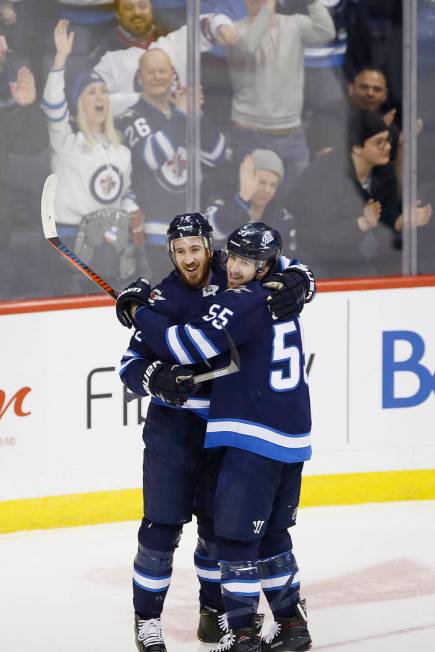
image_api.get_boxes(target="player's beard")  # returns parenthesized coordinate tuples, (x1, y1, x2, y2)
(179, 259, 210, 289)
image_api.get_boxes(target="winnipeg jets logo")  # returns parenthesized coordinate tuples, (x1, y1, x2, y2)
(90, 165, 122, 204)
(148, 289, 166, 305)
(202, 284, 219, 297)
(261, 231, 274, 246)
(253, 521, 264, 535)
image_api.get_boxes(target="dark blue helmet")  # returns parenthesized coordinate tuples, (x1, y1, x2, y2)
(167, 213, 213, 260)
(222, 222, 282, 273)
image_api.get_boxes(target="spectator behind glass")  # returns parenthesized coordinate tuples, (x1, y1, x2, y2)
(93, 9, 233, 105)
(204, 149, 297, 256)
(116, 48, 225, 281)
(307, 66, 400, 159)
(0, 57, 48, 299)
(42, 20, 145, 296)
(91, 0, 158, 63)
(287, 110, 429, 278)
(216, 0, 335, 193)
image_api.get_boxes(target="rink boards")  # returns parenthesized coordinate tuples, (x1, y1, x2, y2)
(1, 280, 434, 532)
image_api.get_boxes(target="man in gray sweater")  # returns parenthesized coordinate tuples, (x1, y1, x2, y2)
(217, 0, 335, 192)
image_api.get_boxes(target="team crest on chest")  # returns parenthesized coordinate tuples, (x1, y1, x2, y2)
(202, 284, 219, 297)
(158, 146, 188, 189)
(90, 165, 123, 204)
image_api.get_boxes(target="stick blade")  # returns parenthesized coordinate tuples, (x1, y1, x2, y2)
(41, 174, 59, 239)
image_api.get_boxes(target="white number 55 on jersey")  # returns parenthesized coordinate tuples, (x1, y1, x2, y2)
(203, 304, 234, 330)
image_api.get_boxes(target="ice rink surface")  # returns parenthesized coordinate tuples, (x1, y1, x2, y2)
(1, 501, 435, 652)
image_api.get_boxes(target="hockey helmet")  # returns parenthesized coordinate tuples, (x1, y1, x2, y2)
(222, 222, 282, 274)
(167, 213, 213, 262)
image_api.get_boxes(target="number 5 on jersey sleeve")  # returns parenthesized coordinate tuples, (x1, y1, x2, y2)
(270, 321, 303, 391)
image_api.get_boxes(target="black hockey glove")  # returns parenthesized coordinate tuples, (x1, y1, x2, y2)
(116, 277, 152, 328)
(263, 267, 315, 320)
(143, 360, 200, 407)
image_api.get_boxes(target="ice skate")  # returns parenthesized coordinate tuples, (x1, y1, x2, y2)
(261, 599, 312, 651)
(209, 626, 261, 651)
(134, 615, 167, 651)
(198, 606, 264, 643)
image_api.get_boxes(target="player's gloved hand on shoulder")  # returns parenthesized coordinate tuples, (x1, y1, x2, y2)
(143, 360, 200, 407)
(116, 277, 151, 329)
(263, 266, 315, 320)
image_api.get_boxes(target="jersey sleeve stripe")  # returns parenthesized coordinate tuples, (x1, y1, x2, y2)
(154, 130, 175, 161)
(45, 107, 69, 123)
(201, 132, 225, 166)
(40, 98, 67, 111)
(119, 349, 143, 375)
(143, 137, 159, 170)
(184, 324, 220, 360)
(166, 325, 195, 365)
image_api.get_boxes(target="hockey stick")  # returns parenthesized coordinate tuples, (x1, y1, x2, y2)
(41, 174, 119, 300)
(41, 174, 240, 386)
(179, 327, 240, 385)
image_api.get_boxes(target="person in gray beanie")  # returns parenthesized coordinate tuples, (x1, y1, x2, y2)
(204, 148, 298, 256)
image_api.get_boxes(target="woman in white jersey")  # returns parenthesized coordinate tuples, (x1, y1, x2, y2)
(42, 19, 146, 295)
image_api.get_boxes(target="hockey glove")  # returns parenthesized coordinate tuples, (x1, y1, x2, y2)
(116, 277, 152, 328)
(143, 360, 199, 407)
(263, 266, 315, 321)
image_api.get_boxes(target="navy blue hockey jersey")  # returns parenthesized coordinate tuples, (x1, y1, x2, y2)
(132, 279, 312, 464)
(119, 255, 312, 426)
(117, 98, 225, 245)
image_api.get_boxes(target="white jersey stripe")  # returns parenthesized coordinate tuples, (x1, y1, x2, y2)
(154, 130, 175, 161)
(201, 133, 225, 165)
(166, 325, 195, 365)
(144, 138, 159, 170)
(185, 324, 220, 360)
(206, 419, 311, 449)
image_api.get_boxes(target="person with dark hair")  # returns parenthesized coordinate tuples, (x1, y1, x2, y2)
(307, 65, 400, 159)
(289, 109, 411, 278)
(127, 221, 315, 652)
(116, 214, 315, 650)
(91, 0, 159, 63)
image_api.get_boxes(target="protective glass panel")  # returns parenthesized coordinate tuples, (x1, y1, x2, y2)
(199, 0, 404, 279)
(0, 1, 188, 300)
(416, 0, 435, 274)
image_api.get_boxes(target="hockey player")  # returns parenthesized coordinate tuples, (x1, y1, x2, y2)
(116, 214, 315, 651)
(127, 222, 314, 652)
(116, 47, 225, 280)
